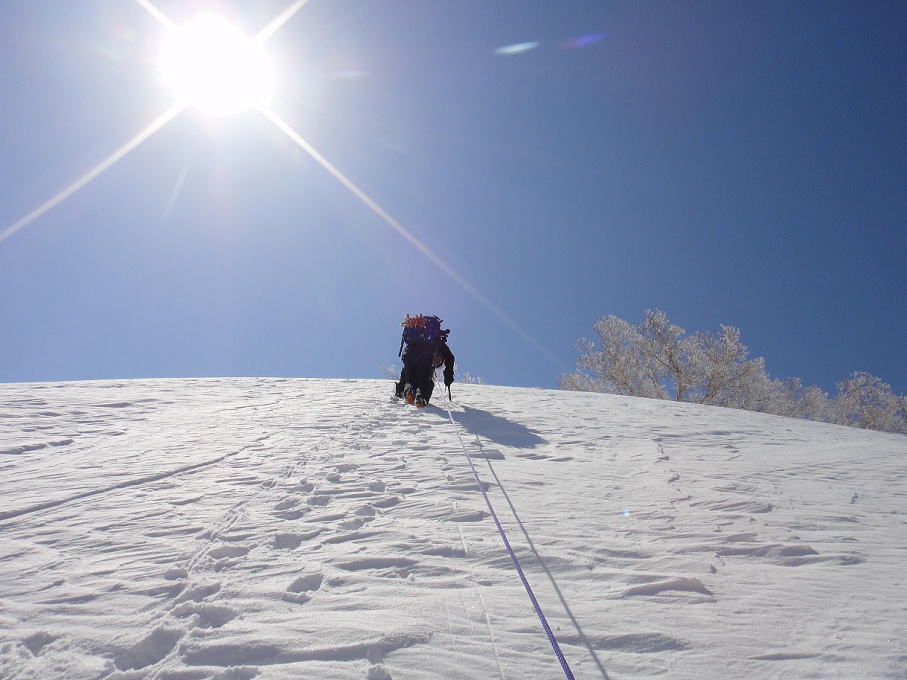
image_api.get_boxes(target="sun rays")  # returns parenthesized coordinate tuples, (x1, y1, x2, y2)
(254, 0, 312, 43)
(3, 0, 564, 370)
(159, 14, 274, 115)
(0, 104, 182, 245)
(261, 108, 565, 369)
(133, 0, 173, 29)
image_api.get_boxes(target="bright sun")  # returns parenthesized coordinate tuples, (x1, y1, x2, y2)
(159, 15, 274, 116)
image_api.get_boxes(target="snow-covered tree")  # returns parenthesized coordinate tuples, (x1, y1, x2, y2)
(565, 310, 764, 404)
(560, 315, 666, 398)
(559, 369, 601, 393)
(832, 372, 905, 433)
(896, 394, 907, 434)
(456, 371, 486, 385)
(637, 310, 700, 401)
(774, 378, 832, 421)
(687, 325, 764, 407)
(563, 310, 904, 435)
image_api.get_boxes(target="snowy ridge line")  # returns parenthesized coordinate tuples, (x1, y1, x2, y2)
(0, 435, 271, 524)
(442, 400, 577, 680)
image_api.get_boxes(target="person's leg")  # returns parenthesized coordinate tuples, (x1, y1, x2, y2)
(414, 352, 433, 402)
(401, 355, 418, 402)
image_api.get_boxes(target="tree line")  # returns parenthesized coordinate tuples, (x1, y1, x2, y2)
(561, 310, 906, 435)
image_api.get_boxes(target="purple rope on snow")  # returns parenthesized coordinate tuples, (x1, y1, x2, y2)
(443, 406, 576, 680)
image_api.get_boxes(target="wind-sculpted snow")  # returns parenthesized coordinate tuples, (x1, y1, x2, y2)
(0, 378, 905, 679)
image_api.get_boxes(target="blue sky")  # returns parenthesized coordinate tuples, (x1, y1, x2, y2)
(1, 0, 905, 395)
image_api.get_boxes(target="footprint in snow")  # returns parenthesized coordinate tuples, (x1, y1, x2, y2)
(622, 577, 714, 599)
(174, 582, 220, 604)
(23, 632, 58, 656)
(274, 497, 300, 510)
(322, 530, 381, 545)
(274, 530, 321, 550)
(340, 516, 375, 530)
(371, 496, 399, 508)
(207, 545, 251, 560)
(113, 625, 184, 671)
(335, 556, 418, 579)
(172, 601, 238, 629)
(282, 571, 323, 604)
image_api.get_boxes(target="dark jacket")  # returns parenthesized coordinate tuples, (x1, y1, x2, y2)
(435, 342, 455, 386)
(396, 341, 455, 401)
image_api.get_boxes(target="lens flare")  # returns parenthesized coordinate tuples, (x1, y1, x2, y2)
(260, 108, 566, 371)
(561, 33, 605, 49)
(5, 0, 566, 373)
(133, 0, 173, 29)
(159, 15, 274, 115)
(495, 42, 540, 56)
(0, 105, 183, 245)
(255, 0, 312, 42)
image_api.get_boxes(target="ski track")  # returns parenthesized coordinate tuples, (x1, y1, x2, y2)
(0, 378, 905, 679)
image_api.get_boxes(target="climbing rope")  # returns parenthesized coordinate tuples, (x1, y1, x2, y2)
(441, 399, 576, 680)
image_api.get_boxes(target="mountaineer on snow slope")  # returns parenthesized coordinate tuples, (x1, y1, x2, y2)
(395, 314, 455, 407)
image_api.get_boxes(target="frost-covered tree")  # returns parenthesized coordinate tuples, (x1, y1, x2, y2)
(562, 310, 906, 435)
(832, 372, 906, 433)
(558, 370, 599, 393)
(687, 325, 765, 407)
(563, 310, 767, 405)
(560, 315, 666, 398)
(758, 377, 833, 420)
(896, 394, 907, 434)
(637, 310, 698, 401)
(456, 371, 486, 385)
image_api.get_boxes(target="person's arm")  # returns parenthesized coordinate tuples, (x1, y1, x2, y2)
(441, 344, 455, 385)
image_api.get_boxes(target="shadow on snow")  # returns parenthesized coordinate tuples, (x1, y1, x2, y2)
(441, 405, 546, 449)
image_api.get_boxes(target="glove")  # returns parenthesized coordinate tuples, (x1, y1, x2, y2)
(444, 371, 454, 387)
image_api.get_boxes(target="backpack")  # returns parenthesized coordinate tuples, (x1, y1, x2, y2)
(399, 314, 443, 356)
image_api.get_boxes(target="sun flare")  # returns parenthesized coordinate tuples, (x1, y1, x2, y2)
(159, 15, 273, 115)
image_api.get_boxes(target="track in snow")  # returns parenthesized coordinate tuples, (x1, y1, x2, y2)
(1, 378, 905, 679)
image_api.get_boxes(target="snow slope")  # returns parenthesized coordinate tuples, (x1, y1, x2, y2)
(0, 378, 905, 680)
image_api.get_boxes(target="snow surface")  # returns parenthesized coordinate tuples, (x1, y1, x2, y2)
(1, 378, 905, 679)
